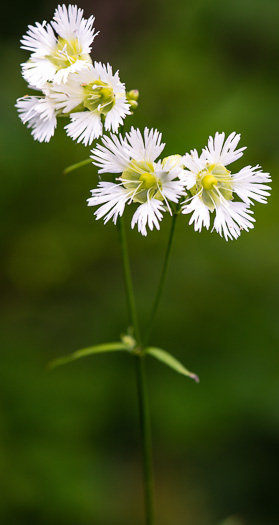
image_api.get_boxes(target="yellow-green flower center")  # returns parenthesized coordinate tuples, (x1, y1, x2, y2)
(48, 37, 91, 70)
(83, 80, 115, 114)
(120, 161, 163, 204)
(139, 172, 158, 190)
(190, 164, 233, 211)
(202, 174, 218, 190)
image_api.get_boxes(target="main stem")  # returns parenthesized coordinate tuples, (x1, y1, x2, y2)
(134, 354, 155, 525)
(144, 212, 178, 345)
(117, 216, 155, 525)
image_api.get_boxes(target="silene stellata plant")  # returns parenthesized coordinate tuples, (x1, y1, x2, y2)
(16, 4, 272, 524)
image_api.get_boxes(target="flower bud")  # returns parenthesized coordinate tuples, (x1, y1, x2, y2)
(162, 154, 183, 169)
(129, 100, 138, 110)
(127, 89, 139, 101)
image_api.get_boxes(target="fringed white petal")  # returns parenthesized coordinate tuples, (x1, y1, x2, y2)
(125, 127, 165, 163)
(20, 21, 56, 56)
(87, 182, 131, 224)
(16, 95, 57, 142)
(65, 111, 103, 146)
(180, 170, 198, 190)
(232, 165, 271, 205)
(213, 202, 255, 241)
(182, 149, 206, 174)
(91, 134, 131, 173)
(131, 199, 165, 236)
(21, 59, 57, 88)
(52, 4, 98, 52)
(104, 95, 131, 133)
(161, 181, 185, 203)
(203, 132, 246, 166)
(53, 59, 91, 85)
(182, 194, 211, 232)
(49, 80, 84, 113)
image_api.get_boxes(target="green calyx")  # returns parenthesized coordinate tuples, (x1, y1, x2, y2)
(47, 37, 91, 70)
(121, 160, 163, 204)
(83, 80, 115, 114)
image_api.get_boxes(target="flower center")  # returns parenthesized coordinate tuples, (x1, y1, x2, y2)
(190, 164, 233, 211)
(139, 172, 158, 190)
(120, 161, 163, 204)
(83, 80, 115, 114)
(202, 174, 218, 190)
(49, 37, 90, 69)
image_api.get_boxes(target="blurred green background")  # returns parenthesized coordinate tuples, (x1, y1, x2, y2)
(1, 0, 279, 524)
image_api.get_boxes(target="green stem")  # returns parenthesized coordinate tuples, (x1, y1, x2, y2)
(117, 215, 155, 525)
(135, 355, 155, 525)
(144, 212, 178, 345)
(63, 158, 92, 175)
(117, 215, 141, 345)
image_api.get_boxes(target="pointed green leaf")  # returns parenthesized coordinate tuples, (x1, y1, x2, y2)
(63, 158, 92, 175)
(145, 347, 199, 383)
(48, 342, 129, 370)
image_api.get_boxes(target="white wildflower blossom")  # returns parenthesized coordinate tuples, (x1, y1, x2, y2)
(88, 128, 185, 235)
(181, 132, 271, 241)
(15, 85, 58, 142)
(50, 62, 131, 145)
(21, 4, 97, 88)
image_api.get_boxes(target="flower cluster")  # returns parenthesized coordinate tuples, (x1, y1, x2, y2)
(89, 129, 271, 239)
(16, 4, 131, 144)
(16, 4, 271, 240)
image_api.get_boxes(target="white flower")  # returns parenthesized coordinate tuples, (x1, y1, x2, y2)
(20, 4, 97, 87)
(88, 128, 185, 235)
(15, 86, 58, 142)
(181, 132, 271, 241)
(50, 62, 131, 145)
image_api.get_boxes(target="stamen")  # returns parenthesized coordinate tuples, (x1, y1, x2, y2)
(213, 186, 230, 208)
(156, 183, 172, 214)
(205, 188, 217, 210)
(128, 182, 144, 203)
(183, 188, 203, 204)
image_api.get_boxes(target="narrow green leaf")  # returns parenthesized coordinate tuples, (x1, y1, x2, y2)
(145, 347, 199, 383)
(48, 342, 129, 370)
(63, 158, 92, 175)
